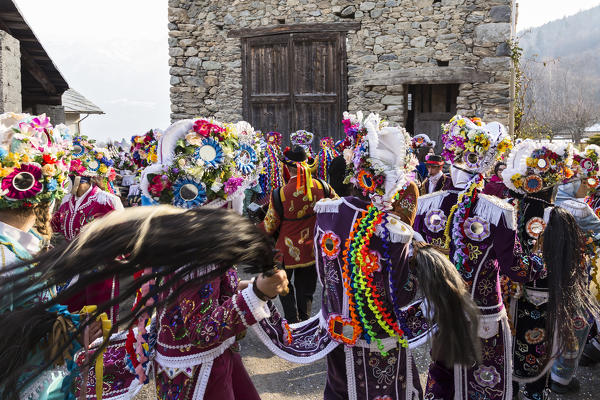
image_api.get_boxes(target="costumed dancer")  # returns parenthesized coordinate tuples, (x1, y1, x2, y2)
(419, 155, 451, 195)
(582, 145, 600, 367)
(500, 140, 581, 399)
(415, 116, 546, 400)
(411, 133, 436, 183)
(0, 112, 103, 400)
(125, 118, 288, 400)
(51, 137, 123, 323)
(261, 144, 336, 322)
(483, 162, 509, 199)
(544, 147, 600, 394)
(315, 136, 339, 181)
(254, 131, 287, 207)
(252, 113, 481, 400)
(291, 129, 316, 169)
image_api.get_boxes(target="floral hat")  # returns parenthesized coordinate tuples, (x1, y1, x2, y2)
(290, 130, 314, 157)
(0, 113, 71, 209)
(411, 134, 436, 149)
(143, 118, 263, 210)
(265, 131, 283, 148)
(501, 140, 574, 194)
(572, 145, 600, 189)
(345, 113, 417, 209)
(70, 136, 116, 179)
(130, 129, 162, 169)
(316, 137, 339, 180)
(441, 115, 512, 174)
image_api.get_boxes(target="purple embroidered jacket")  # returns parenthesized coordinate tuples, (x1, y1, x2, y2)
(415, 190, 546, 400)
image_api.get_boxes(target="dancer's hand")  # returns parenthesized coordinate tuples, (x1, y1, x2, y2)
(237, 279, 251, 291)
(256, 269, 289, 299)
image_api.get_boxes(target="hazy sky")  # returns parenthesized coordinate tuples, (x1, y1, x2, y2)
(11, 0, 600, 141)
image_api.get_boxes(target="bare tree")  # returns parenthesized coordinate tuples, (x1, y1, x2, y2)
(525, 61, 600, 143)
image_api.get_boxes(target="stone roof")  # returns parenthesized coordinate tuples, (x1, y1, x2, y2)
(62, 88, 104, 115)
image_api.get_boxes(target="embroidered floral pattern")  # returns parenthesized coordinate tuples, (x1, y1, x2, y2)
(524, 327, 545, 345)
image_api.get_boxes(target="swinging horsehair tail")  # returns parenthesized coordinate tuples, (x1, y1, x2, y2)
(0, 205, 275, 399)
(411, 242, 481, 366)
(543, 207, 600, 355)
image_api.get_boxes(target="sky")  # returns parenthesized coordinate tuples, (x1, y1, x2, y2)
(13, 0, 170, 143)
(517, 0, 600, 30)
(10, 0, 600, 142)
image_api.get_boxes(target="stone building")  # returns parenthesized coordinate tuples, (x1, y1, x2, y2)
(168, 0, 516, 148)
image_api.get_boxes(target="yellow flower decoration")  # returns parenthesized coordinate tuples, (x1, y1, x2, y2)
(0, 167, 14, 177)
(98, 164, 108, 174)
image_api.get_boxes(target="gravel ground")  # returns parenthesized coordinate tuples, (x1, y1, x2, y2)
(133, 276, 600, 400)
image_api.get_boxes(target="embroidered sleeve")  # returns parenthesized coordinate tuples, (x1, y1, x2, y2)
(494, 222, 546, 282)
(392, 181, 419, 226)
(260, 193, 281, 235)
(181, 285, 269, 349)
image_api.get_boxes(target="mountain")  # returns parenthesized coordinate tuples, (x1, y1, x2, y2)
(517, 6, 600, 86)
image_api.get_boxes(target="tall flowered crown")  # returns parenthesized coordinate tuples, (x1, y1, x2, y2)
(143, 118, 263, 209)
(130, 129, 162, 169)
(0, 113, 71, 209)
(316, 137, 339, 180)
(290, 130, 314, 157)
(572, 145, 600, 185)
(265, 131, 283, 147)
(501, 140, 574, 194)
(411, 134, 435, 149)
(441, 115, 512, 174)
(345, 113, 417, 209)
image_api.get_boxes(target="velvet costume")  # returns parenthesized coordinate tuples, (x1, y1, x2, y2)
(253, 192, 434, 400)
(51, 185, 123, 323)
(414, 187, 546, 400)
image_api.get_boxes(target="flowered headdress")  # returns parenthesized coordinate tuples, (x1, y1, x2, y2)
(441, 115, 512, 175)
(316, 136, 339, 180)
(142, 118, 262, 210)
(345, 113, 417, 210)
(441, 116, 511, 274)
(572, 145, 600, 189)
(411, 134, 436, 149)
(290, 130, 314, 158)
(0, 113, 71, 209)
(501, 140, 574, 195)
(258, 131, 285, 197)
(130, 129, 162, 169)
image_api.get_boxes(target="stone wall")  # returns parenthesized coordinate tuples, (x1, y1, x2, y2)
(0, 30, 21, 113)
(168, 0, 515, 128)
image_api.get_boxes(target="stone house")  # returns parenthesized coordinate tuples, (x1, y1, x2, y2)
(62, 88, 105, 134)
(168, 0, 516, 149)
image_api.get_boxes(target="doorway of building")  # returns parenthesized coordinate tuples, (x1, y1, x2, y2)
(241, 29, 348, 144)
(406, 84, 458, 153)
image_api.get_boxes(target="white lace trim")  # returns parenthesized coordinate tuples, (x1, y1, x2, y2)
(416, 191, 449, 214)
(155, 337, 235, 368)
(242, 285, 271, 322)
(232, 293, 249, 328)
(378, 215, 414, 243)
(191, 360, 214, 400)
(251, 313, 339, 364)
(474, 194, 516, 229)
(345, 346, 358, 400)
(314, 198, 343, 214)
(558, 199, 594, 218)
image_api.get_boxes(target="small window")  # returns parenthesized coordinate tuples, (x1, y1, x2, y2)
(407, 93, 413, 111)
(436, 60, 449, 67)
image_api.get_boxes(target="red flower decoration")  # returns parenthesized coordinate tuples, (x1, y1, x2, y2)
(42, 154, 57, 164)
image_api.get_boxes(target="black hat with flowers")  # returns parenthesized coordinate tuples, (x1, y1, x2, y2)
(281, 145, 308, 166)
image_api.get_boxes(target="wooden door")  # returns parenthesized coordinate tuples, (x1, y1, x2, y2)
(242, 31, 347, 143)
(409, 84, 458, 153)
